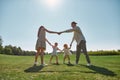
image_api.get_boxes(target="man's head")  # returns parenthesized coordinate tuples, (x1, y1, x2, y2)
(71, 21, 77, 28)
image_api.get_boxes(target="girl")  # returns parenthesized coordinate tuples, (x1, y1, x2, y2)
(34, 26, 59, 66)
(62, 44, 72, 64)
(46, 40, 61, 65)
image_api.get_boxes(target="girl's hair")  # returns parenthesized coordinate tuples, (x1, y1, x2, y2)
(39, 26, 44, 30)
(55, 42, 58, 46)
(64, 44, 68, 49)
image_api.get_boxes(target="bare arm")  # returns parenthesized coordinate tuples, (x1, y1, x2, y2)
(46, 39, 53, 47)
(58, 28, 76, 35)
(59, 28, 75, 34)
(70, 37, 74, 48)
(44, 28, 59, 34)
(60, 49, 64, 52)
(57, 48, 62, 52)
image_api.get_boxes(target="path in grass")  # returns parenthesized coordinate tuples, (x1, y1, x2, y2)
(0, 54, 120, 80)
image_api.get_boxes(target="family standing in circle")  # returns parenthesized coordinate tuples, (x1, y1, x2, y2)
(34, 21, 91, 66)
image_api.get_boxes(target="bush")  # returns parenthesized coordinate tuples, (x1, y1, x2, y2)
(88, 50, 120, 56)
(3, 47, 13, 55)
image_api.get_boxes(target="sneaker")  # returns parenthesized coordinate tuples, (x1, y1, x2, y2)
(41, 64, 48, 66)
(56, 62, 59, 65)
(75, 62, 78, 65)
(87, 63, 91, 66)
(68, 62, 71, 64)
(34, 62, 38, 65)
(33, 64, 37, 66)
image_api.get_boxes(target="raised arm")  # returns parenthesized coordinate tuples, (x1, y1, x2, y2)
(58, 28, 75, 35)
(44, 27, 59, 34)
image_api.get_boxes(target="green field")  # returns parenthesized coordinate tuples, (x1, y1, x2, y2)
(0, 54, 120, 80)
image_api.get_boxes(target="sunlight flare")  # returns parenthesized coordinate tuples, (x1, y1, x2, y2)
(41, 0, 63, 10)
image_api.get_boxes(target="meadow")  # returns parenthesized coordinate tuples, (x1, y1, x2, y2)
(0, 54, 120, 80)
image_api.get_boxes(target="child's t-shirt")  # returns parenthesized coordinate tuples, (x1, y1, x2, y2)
(63, 48, 71, 55)
(52, 46, 58, 55)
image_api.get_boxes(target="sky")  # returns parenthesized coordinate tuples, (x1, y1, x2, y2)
(0, 0, 120, 52)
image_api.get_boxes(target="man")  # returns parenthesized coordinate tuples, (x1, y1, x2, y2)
(58, 21, 91, 66)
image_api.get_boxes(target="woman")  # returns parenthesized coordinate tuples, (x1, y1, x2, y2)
(34, 26, 58, 66)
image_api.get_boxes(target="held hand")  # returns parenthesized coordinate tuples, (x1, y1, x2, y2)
(57, 32, 62, 35)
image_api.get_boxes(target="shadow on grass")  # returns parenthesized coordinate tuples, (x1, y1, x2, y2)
(51, 63, 60, 65)
(66, 63, 74, 66)
(24, 65, 44, 73)
(24, 64, 116, 76)
(80, 64, 117, 76)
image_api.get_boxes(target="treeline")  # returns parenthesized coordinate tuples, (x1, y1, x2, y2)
(0, 45, 36, 56)
(0, 45, 120, 56)
(88, 50, 120, 56)
(0, 36, 120, 56)
(56, 50, 120, 55)
(0, 36, 36, 56)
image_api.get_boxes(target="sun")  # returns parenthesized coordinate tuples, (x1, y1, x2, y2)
(46, 0, 58, 7)
(42, 0, 63, 10)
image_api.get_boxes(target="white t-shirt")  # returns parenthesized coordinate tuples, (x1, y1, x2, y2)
(63, 48, 71, 55)
(51, 46, 58, 55)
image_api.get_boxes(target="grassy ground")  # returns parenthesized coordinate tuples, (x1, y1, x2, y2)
(0, 54, 120, 80)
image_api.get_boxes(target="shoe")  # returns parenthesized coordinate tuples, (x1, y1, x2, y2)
(34, 62, 38, 66)
(75, 62, 78, 65)
(56, 62, 59, 65)
(41, 64, 48, 66)
(87, 63, 91, 66)
(68, 62, 71, 64)
(33, 64, 37, 66)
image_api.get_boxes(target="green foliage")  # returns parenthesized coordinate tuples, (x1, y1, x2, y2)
(0, 54, 120, 80)
(0, 45, 36, 55)
(0, 36, 36, 55)
(88, 50, 120, 56)
(0, 45, 3, 53)
(0, 36, 3, 53)
(0, 36, 2, 46)
(4, 46, 13, 55)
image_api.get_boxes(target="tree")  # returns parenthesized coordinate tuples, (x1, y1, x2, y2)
(4, 46, 13, 55)
(17, 47, 22, 55)
(0, 45, 3, 54)
(0, 36, 2, 46)
(0, 36, 3, 53)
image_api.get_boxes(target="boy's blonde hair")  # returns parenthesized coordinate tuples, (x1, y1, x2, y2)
(64, 44, 68, 49)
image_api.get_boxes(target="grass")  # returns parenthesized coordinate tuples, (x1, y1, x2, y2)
(0, 54, 120, 80)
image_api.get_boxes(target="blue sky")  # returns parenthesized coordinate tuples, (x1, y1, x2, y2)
(0, 0, 120, 52)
